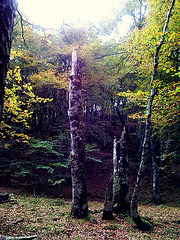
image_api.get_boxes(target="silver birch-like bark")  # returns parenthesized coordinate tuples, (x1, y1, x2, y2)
(130, 0, 176, 230)
(69, 48, 88, 218)
(151, 137, 160, 203)
(0, 0, 17, 120)
(113, 136, 119, 206)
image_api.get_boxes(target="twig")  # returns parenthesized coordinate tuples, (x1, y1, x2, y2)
(17, 10, 27, 47)
(12, 218, 24, 225)
(0, 236, 38, 240)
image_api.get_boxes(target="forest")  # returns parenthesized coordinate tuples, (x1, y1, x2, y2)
(0, 0, 179, 239)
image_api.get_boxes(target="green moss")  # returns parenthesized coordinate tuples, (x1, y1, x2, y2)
(141, 218, 153, 231)
(87, 211, 95, 223)
(157, 204, 169, 209)
(106, 223, 120, 230)
(132, 215, 153, 231)
(125, 215, 134, 225)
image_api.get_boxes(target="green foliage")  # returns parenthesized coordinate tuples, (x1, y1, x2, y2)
(117, 0, 180, 166)
(86, 211, 95, 223)
(85, 143, 100, 152)
(86, 157, 102, 163)
(29, 139, 61, 157)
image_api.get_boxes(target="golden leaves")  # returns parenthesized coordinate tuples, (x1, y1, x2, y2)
(0, 66, 53, 149)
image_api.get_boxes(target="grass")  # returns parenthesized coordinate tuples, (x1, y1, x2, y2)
(0, 191, 179, 239)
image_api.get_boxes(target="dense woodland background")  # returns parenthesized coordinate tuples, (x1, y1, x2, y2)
(0, 0, 179, 202)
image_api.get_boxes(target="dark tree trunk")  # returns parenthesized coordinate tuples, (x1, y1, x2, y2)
(0, 0, 17, 120)
(0, 193, 16, 203)
(69, 48, 88, 218)
(0, 193, 9, 203)
(130, 0, 176, 230)
(102, 176, 114, 220)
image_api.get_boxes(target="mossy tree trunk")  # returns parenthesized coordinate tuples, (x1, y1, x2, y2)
(69, 48, 88, 218)
(0, 0, 17, 120)
(130, 0, 176, 230)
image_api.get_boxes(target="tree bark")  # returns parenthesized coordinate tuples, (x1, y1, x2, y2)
(0, 0, 17, 120)
(69, 48, 88, 218)
(151, 137, 160, 203)
(113, 127, 130, 213)
(113, 136, 119, 207)
(102, 176, 113, 220)
(130, 0, 176, 230)
(117, 126, 130, 211)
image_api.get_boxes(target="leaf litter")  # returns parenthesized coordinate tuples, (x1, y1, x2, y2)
(0, 191, 179, 239)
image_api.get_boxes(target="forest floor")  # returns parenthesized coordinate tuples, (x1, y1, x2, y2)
(0, 187, 179, 240)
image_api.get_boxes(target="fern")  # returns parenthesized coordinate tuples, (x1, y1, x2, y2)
(36, 165, 54, 173)
(86, 156, 102, 163)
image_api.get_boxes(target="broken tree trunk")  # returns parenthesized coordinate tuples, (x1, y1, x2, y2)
(69, 48, 88, 218)
(117, 126, 130, 212)
(103, 126, 130, 219)
(130, 0, 176, 231)
(113, 126, 130, 213)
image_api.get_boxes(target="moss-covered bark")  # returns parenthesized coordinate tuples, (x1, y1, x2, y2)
(69, 49, 88, 218)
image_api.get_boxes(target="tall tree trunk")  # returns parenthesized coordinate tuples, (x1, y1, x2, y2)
(69, 48, 88, 218)
(0, 0, 17, 120)
(130, 0, 176, 230)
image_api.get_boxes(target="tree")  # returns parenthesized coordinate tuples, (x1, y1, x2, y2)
(69, 48, 88, 218)
(113, 127, 130, 213)
(130, 0, 176, 230)
(102, 127, 130, 219)
(0, 0, 17, 120)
